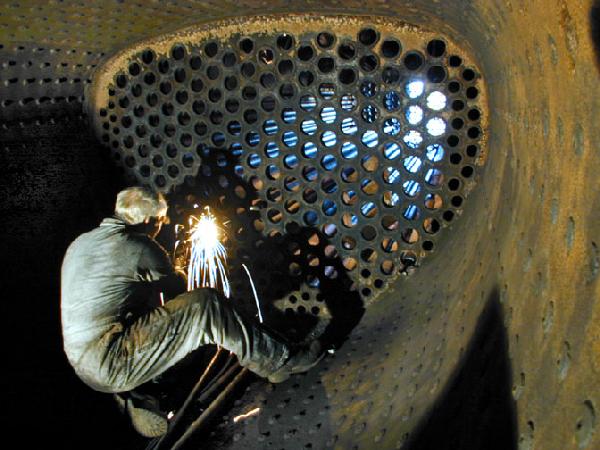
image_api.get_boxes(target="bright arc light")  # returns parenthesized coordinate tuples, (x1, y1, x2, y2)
(426, 118, 447, 136)
(427, 91, 447, 110)
(187, 208, 230, 297)
(406, 80, 425, 99)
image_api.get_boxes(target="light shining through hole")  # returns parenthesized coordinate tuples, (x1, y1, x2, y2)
(427, 91, 447, 110)
(426, 118, 446, 136)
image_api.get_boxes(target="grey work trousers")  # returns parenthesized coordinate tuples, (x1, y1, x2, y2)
(72, 289, 290, 393)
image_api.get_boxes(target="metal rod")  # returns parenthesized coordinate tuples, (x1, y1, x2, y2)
(171, 368, 249, 450)
(153, 347, 228, 450)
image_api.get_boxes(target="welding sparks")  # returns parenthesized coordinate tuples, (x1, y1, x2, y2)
(233, 407, 261, 423)
(242, 263, 263, 323)
(187, 208, 230, 297)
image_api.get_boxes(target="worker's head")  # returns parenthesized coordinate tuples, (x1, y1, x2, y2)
(115, 186, 169, 238)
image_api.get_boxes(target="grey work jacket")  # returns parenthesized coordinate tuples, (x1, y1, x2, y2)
(61, 217, 289, 393)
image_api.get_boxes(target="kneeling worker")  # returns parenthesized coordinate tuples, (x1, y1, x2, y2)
(61, 187, 323, 437)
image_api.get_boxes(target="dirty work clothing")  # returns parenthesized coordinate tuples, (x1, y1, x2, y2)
(61, 217, 290, 393)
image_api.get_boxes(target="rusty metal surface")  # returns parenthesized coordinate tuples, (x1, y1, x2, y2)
(1, 1, 599, 450)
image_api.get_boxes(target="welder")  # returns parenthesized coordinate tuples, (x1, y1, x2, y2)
(61, 186, 323, 437)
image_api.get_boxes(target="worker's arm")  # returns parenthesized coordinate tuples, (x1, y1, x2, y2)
(136, 236, 186, 300)
(84, 289, 290, 393)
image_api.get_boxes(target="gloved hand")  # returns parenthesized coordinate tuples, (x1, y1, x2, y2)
(267, 340, 325, 383)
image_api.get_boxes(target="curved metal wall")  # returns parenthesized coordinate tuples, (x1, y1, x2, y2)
(1, 1, 599, 449)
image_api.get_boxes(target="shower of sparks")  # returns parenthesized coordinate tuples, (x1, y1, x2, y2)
(233, 407, 260, 423)
(187, 208, 230, 298)
(242, 263, 263, 323)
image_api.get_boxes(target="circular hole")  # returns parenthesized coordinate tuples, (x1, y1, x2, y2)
(208, 88, 222, 102)
(448, 55, 462, 67)
(278, 59, 294, 75)
(192, 100, 206, 115)
(280, 83, 295, 99)
(171, 44, 185, 60)
(342, 213, 357, 228)
(338, 42, 356, 60)
(143, 72, 156, 85)
(239, 38, 254, 54)
(448, 81, 461, 93)
(258, 48, 274, 64)
(462, 69, 476, 81)
(224, 76, 238, 90)
(382, 67, 400, 84)
(241, 62, 256, 78)
(339, 68, 356, 84)
(175, 90, 188, 104)
(359, 54, 378, 72)
(342, 236, 356, 250)
(427, 66, 447, 83)
(381, 260, 394, 275)
(207, 65, 220, 80)
(468, 108, 481, 121)
(401, 228, 419, 244)
(267, 208, 282, 223)
(343, 257, 357, 271)
(443, 210, 455, 222)
(141, 49, 155, 65)
(260, 72, 276, 88)
(381, 215, 399, 231)
(451, 195, 463, 207)
(447, 135, 460, 147)
(461, 166, 474, 178)
(204, 42, 218, 57)
(361, 225, 377, 241)
(452, 99, 465, 111)
(174, 68, 186, 83)
(381, 238, 399, 253)
(298, 44, 315, 61)
(194, 122, 207, 135)
(303, 188, 318, 203)
(303, 210, 319, 226)
(427, 39, 446, 57)
(242, 86, 257, 100)
(318, 57, 335, 73)
(468, 127, 481, 139)
(131, 84, 142, 97)
(157, 59, 170, 74)
(277, 34, 294, 50)
(317, 32, 335, 48)
(261, 96, 276, 112)
(381, 39, 401, 58)
(404, 52, 423, 70)
(448, 178, 460, 191)
(299, 70, 315, 86)
(360, 248, 377, 263)
(466, 86, 479, 99)
(178, 112, 191, 126)
(358, 28, 378, 46)
(244, 109, 258, 124)
(450, 153, 463, 165)
(342, 189, 358, 205)
(225, 98, 240, 113)
(466, 145, 478, 157)
(452, 118, 464, 130)
(159, 81, 172, 95)
(423, 218, 440, 234)
(222, 52, 236, 67)
(422, 241, 434, 251)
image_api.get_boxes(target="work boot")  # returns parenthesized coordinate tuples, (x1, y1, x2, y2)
(268, 340, 325, 383)
(114, 394, 168, 438)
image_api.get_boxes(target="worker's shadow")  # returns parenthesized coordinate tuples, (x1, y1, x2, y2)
(167, 146, 365, 349)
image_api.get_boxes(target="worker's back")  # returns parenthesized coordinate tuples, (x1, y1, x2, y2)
(61, 216, 172, 369)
